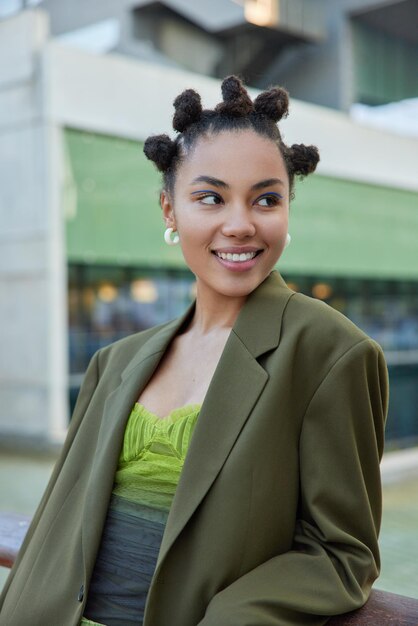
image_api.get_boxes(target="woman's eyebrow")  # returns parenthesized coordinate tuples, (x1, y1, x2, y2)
(190, 175, 229, 189)
(190, 176, 284, 190)
(251, 178, 285, 191)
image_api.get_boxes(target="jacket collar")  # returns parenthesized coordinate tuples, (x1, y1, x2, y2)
(232, 269, 293, 357)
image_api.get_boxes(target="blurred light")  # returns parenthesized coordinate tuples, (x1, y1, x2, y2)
(82, 287, 96, 310)
(131, 279, 158, 303)
(286, 281, 299, 292)
(68, 288, 79, 307)
(244, 0, 278, 27)
(312, 283, 333, 300)
(98, 283, 118, 302)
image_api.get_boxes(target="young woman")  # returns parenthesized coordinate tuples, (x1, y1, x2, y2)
(0, 76, 388, 626)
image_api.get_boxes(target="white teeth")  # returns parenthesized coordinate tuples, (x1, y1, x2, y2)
(216, 251, 257, 262)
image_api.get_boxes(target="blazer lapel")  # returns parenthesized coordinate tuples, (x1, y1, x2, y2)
(81, 304, 196, 578)
(155, 271, 295, 571)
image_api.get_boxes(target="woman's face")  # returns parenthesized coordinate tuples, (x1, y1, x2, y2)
(161, 129, 290, 302)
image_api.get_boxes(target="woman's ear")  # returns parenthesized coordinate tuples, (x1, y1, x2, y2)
(160, 190, 176, 229)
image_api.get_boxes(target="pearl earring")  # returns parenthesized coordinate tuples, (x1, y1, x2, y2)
(285, 233, 291, 248)
(164, 227, 179, 246)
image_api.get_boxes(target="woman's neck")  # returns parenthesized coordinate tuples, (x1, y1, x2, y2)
(189, 283, 247, 334)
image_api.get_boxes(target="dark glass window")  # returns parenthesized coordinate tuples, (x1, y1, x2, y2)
(68, 264, 195, 410)
(283, 273, 418, 352)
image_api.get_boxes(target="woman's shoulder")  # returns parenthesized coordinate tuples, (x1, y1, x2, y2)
(284, 289, 381, 355)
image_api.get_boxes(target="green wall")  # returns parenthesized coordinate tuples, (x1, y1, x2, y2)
(287, 175, 418, 279)
(64, 128, 182, 268)
(64, 128, 418, 279)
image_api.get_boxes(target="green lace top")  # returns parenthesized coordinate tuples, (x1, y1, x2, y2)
(80, 402, 201, 626)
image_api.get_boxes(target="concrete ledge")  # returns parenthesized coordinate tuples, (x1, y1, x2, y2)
(381, 447, 418, 485)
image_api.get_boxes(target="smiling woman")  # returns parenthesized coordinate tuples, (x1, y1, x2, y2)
(0, 77, 389, 626)
(160, 130, 290, 303)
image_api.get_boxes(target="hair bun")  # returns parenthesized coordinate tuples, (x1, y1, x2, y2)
(254, 87, 289, 122)
(172, 89, 203, 132)
(143, 134, 177, 172)
(288, 144, 320, 176)
(215, 75, 254, 116)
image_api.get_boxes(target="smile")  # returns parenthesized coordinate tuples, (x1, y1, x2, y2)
(215, 251, 258, 262)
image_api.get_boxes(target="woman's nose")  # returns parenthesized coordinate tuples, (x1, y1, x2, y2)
(221, 206, 256, 238)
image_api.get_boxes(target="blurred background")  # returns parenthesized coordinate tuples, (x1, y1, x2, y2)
(0, 0, 417, 600)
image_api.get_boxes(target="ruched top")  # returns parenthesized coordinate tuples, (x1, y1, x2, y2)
(81, 402, 201, 626)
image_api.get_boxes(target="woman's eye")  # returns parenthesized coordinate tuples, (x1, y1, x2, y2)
(198, 193, 222, 205)
(256, 194, 281, 207)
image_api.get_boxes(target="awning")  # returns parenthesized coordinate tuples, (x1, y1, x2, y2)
(64, 127, 418, 279)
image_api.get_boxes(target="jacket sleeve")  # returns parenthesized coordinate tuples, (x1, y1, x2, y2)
(198, 338, 389, 626)
(0, 349, 101, 606)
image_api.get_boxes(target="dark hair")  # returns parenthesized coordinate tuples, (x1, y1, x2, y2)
(143, 75, 319, 200)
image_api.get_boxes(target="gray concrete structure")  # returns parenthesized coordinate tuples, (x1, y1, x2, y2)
(267, 0, 418, 110)
(0, 11, 68, 444)
(30, 0, 418, 110)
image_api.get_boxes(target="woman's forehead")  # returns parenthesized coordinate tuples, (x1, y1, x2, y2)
(179, 129, 287, 180)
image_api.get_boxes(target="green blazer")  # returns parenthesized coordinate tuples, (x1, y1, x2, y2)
(0, 271, 389, 626)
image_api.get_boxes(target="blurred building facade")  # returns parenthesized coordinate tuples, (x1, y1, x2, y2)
(38, 0, 418, 110)
(0, 5, 417, 447)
